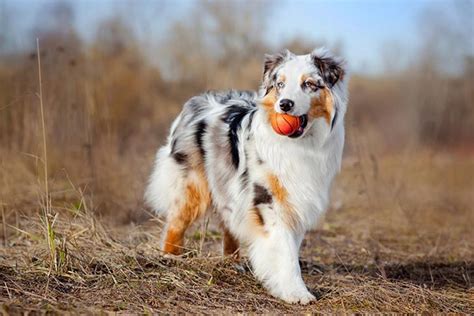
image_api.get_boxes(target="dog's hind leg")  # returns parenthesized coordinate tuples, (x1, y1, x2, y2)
(221, 223, 240, 258)
(162, 168, 211, 255)
(145, 146, 211, 255)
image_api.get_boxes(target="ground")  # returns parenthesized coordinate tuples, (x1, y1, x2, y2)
(0, 152, 473, 313)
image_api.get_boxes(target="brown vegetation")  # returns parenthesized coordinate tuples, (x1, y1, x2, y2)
(0, 0, 473, 313)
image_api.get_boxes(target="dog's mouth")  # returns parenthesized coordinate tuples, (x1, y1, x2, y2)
(288, 114, 308, 138)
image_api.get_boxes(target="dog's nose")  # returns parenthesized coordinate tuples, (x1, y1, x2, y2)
(279, 99, 294, 112)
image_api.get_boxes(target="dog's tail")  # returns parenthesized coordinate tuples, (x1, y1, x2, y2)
(144, 115, 185, 217)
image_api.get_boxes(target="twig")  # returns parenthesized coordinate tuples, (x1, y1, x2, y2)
(3, 281, 12, 300)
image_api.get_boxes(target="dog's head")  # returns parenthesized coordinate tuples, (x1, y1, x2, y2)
(260, 48, 347, 138)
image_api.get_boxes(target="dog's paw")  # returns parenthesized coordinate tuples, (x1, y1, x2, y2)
(297, 291, 316, 305)
(275, 288, 316, 305)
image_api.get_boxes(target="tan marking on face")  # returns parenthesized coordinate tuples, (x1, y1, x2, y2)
(300, 74, 309, 85)
(163, 168, 211, 255)
(261, 88, 277, 110)
(261, 74, 285, 111)
(267, 174, 299, 230)
(222, 224, 240, 258)
(309, 88, 334, 125)
(278, 74, 286, 83)
(300, 74, 317, 86)
(261, 87, 279, 124)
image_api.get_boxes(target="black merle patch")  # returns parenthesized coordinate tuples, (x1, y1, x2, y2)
(222, 105, 253, 169)
(248, 109, 256, 128)
(312, 54, 345, 87)
(262, 52, 290, 93)
(331, 108, 338, 131)
(253, 184, 272, 206)
(263, 53, 285, 81)
(195, 120, 207, 158)
(217, 92, 232, 104)
(246, 107, 256, 142)
(172, 152, 188, 165)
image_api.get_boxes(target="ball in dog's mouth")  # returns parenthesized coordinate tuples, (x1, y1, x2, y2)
(271, 113, 300, 136)
(288, 114, 308, 138)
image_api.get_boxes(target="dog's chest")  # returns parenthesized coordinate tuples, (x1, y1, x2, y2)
(252, 138, 340, 217)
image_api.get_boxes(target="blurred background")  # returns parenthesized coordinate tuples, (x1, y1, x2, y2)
(0, 0, 473, 226)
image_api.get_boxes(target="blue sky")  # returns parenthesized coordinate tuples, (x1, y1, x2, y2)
(3, 0, 451, 74)
(269, 0, 433, 73)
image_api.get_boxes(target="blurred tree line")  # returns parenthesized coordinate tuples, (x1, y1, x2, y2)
(0, 0, 472, 217)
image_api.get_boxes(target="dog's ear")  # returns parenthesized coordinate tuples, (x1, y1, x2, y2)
(311, 48, 345, 88)
(261, 50, 292, 94)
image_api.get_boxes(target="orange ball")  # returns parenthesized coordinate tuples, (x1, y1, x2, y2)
(271, 113, 301, 136)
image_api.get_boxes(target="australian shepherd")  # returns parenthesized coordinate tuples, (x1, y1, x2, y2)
(145, 48, 348, 304)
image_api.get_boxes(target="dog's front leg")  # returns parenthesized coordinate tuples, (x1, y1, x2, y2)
(249, 226, 314, 304)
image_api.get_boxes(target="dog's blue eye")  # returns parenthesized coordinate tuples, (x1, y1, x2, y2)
(304, 81, 318, 90)
(277, 82, 285, 89)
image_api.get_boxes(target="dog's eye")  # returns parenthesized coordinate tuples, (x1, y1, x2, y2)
(304, 81, 318, 91)
(276, 81, 285, 89)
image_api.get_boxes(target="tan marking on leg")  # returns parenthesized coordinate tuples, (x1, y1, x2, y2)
(163, 228, 185, 255)
(309, 88, 334, 125)
(222, 224, 240, 258)
(267, 173, 299, 230)
(163, 168, 211, 255)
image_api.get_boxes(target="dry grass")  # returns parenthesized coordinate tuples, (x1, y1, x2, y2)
(1, 151, 472, 314)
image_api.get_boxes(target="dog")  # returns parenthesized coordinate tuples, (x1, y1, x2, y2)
(145, 48, 348, 304)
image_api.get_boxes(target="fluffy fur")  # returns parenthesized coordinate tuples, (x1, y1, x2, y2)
(145, 48, 348, 304)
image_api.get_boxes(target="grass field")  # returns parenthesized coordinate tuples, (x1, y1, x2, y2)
(0, 2, 472, 311)
(1, 150, 472, 313)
